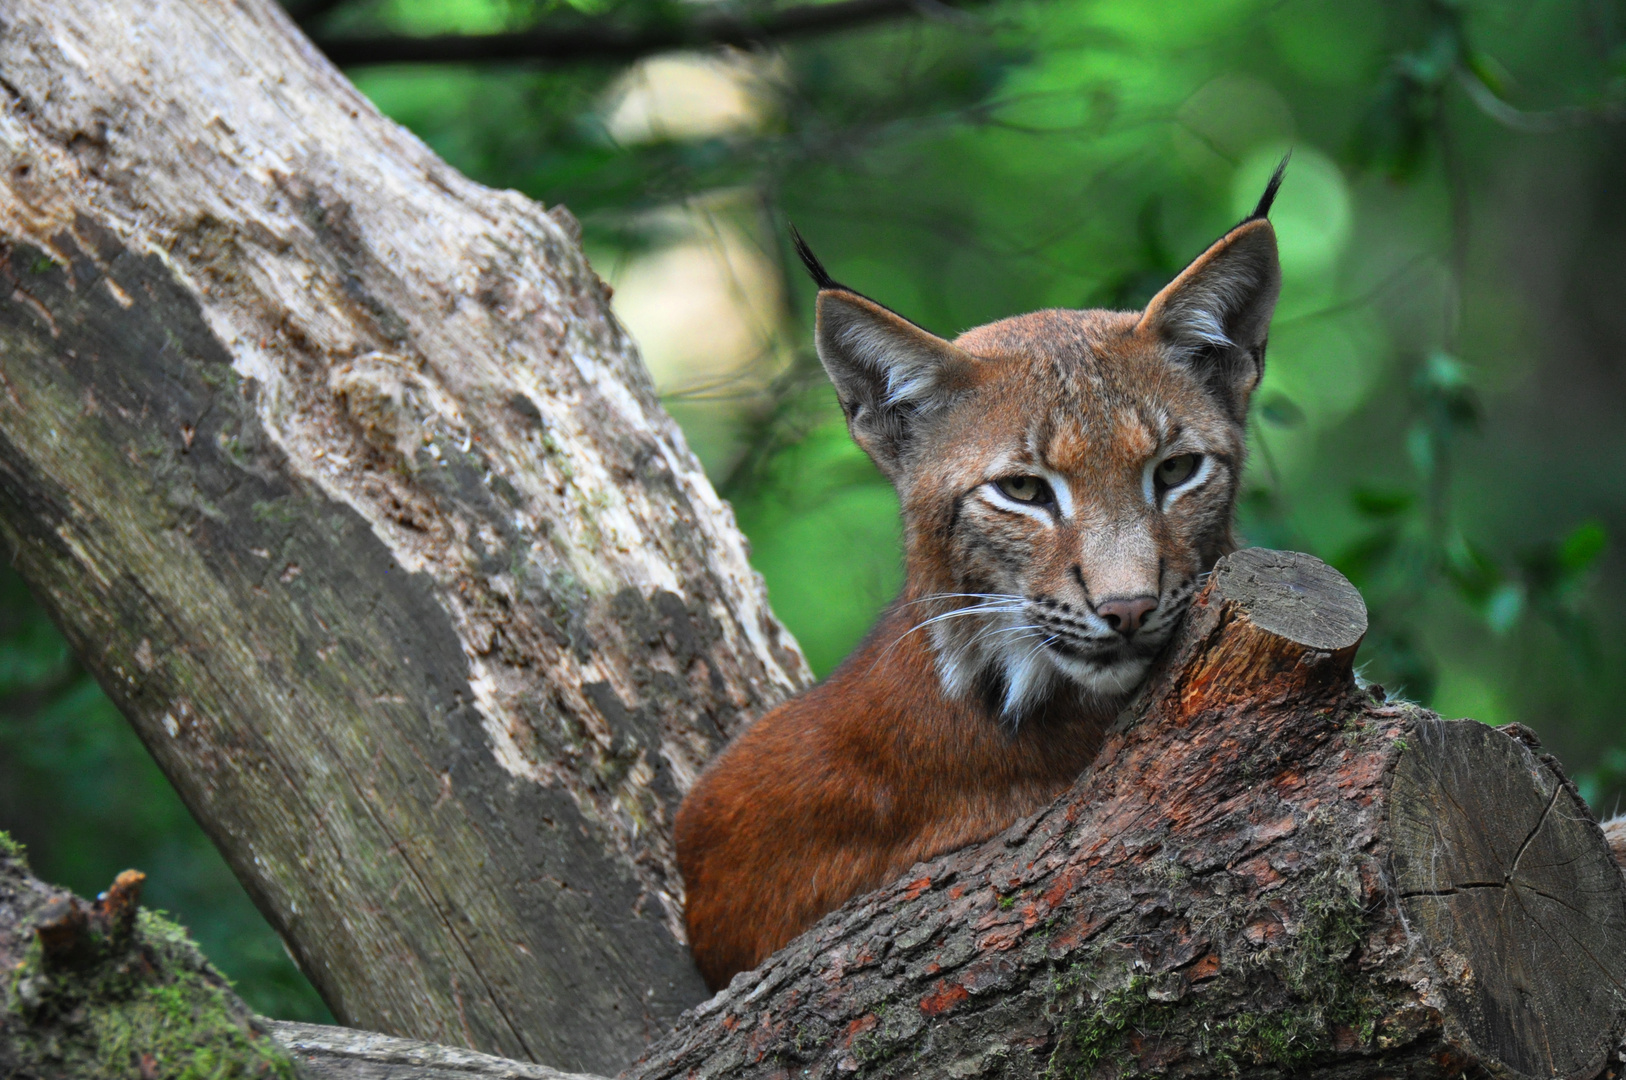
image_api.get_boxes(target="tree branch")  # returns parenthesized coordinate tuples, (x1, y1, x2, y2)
(310, 0, 988, 68)
(270, 1021, 610, 1080)
(1455, 67, 1626, 133)
(288, 0, 353, 31)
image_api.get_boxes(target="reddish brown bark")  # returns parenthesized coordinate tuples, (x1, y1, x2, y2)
(623, 549, 1626, 1080)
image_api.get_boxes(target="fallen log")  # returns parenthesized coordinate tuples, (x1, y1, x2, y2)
(622, 548, 1626, 1080)
(270, 1020, 607, 1080)
(8, 550, 1624, 1077)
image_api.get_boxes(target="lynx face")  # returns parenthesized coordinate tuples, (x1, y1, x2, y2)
(800, 170, 1282, 717)
(911, 308, 1249, 713)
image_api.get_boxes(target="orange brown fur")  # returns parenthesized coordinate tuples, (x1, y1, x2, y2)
(677, 185, 1285, 991)
(675, 603, 1111, 989)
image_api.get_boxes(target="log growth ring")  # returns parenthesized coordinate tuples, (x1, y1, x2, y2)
(1389, 718, 1626, 1080)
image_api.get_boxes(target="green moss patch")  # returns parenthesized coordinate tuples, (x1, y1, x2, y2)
(4, 895, 299, 1079)
(1046, 973, 1171, 1078)
(1046, 859, 1379, 1079)
(0, 829, 25, 862)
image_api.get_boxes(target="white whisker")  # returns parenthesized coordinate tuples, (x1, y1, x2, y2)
(1019, 634, 1061, 665)
(967, 623, 1043, 649)
(901, 592, 1026, 608)
(874, 599, 1027, 669)
(902, 603, 1023, 637)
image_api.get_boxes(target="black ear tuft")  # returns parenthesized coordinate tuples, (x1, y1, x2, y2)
(1246, 152, 1291, 223)
(790, 225, 844, 291)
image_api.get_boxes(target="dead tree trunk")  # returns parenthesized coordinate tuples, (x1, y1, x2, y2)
(622, 549, 1626, 1080)
(0, 0, 809, 1072)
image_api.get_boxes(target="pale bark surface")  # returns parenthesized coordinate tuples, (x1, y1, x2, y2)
(0, 1, 809, 1072)
(271, 1021, 608, 1080)
(620, 550, 1626, 1080)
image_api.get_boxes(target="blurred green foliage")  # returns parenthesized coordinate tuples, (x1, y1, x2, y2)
(0, 570, 332, 1021)
(4, 0, 1626, 1017)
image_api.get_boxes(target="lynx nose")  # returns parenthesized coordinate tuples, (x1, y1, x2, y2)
(1096, 595, 1157, 636)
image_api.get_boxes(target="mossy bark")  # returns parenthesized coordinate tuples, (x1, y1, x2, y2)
(0, 0, 809, 1073)
(622, 550, 1626, 1080)
(0, 835, 300, 1080)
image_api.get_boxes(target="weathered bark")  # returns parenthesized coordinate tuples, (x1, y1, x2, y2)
(271, 1020, 608, 1080)
(620, 549, 1626, 1080)
(0, 837, 302, 1079)
(0, 1, 810, 1072)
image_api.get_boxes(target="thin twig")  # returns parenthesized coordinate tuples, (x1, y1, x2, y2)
(313, 0, 992, 68)
(1456, 68, 1625, 133)
(287, 0, 353, 30)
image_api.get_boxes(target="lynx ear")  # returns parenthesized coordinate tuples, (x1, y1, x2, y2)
(815, 291, 976, 477)
(1139, 163, 1286, 420)
(794, 230, 974, 478)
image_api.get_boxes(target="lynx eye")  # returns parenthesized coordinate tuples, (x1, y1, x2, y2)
(1154, 454, 1201, 492)
(994, 475, 1053, 505)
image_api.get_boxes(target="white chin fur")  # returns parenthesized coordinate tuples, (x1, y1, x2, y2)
(931, 620, 1152, 720)
(1047, 651, 1152, 696)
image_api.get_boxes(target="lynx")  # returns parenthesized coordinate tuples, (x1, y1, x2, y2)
(676, 163, 1287, 991)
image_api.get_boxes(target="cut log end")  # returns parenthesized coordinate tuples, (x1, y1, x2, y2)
(1210, 546, 1367, 654)
(1133, 548, 1369, 721)
(1389, 718, 1626, 1080)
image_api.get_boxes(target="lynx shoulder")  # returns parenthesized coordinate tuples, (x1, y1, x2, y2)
(675, 164, 1287, 990)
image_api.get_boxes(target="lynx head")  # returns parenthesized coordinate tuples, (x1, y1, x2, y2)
(799, 162, 1285, 717)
